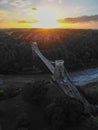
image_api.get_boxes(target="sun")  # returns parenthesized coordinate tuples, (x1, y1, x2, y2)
(31, 7, 59, 28)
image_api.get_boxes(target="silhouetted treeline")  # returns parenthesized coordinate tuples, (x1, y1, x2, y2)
(0, 42, 33, 74)
(0, 29, 98, 74)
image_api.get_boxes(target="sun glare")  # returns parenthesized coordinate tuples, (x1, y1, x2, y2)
(31, 7, 59, 28)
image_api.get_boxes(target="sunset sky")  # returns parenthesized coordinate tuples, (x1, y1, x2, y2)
(0, 0, 98, 29)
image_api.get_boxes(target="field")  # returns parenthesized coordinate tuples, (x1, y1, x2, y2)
(0, 29, 98, 130)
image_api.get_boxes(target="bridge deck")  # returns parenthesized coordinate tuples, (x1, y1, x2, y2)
(32, 42, 90, 112)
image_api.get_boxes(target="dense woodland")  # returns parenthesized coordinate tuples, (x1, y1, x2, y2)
(0, 29, 98, 130)
(0, 80, 98, 130)
(0, 29, 98, 74)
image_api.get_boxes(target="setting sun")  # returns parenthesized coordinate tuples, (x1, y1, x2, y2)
(32, 7, 59, 28)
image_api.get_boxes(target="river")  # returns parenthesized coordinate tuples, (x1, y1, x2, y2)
(0, 67, 98, 86)
(71, 67, 98, 86)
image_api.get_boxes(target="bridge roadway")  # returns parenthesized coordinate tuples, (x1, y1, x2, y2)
(32, 42, 54, 74)
(32, 42, 91, 112)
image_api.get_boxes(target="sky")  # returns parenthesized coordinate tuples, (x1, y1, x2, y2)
(0, 0, 98, 29)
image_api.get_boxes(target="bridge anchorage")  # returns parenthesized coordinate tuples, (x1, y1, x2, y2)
(32, 42, 94, 114)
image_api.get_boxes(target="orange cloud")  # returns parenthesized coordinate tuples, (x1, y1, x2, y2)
(0, 22, 31, 28)
(17, 19, 39, 23)
(57, 14, 98, 23)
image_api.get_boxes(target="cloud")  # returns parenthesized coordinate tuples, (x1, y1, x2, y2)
(0, 0, 8, 4)
(8, 0, 35, 21)
(0, 19, 4, 23)
(32, 8, 38, 11)
(57, 14, 98, 23)
(17, 19, 39, 23)
(58, 0, 62, 4)
(42, 0, 63, 4)
(0, 10, 10, 19)
(75, 8, 81, 14)
(0, 10, 7, 16)
(18, 20, 32, 23)
(10, 0, 32, 8)
(0, 0, 38, 23)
